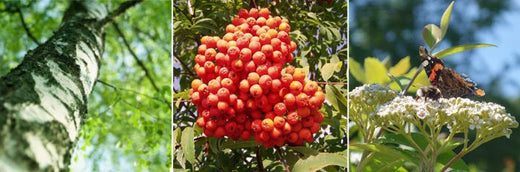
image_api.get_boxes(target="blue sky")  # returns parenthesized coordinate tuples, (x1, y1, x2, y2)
(462, 0, 520, 98)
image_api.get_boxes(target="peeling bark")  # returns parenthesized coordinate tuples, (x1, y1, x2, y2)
(0, 1, 107, 171)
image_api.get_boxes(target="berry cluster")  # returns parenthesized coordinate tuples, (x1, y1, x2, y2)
(189, 8, 325, 147)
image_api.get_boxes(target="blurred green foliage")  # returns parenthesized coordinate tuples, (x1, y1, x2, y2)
(0, 1, 171, 171)
(173, 0, 348, 171)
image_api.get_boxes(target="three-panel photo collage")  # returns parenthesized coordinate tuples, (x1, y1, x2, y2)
(1, 0, 519, 171)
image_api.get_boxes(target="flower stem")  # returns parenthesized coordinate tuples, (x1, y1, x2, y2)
(440, 150, 466, 172)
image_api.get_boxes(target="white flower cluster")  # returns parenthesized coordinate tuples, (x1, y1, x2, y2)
(351, 84, 518, 142)
(349, 84, 397, 115)
(376, 95, 518, 139)
(375, 96, 446, 126)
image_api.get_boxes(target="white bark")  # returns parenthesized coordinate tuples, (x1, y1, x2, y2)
(0, 1, 107, 171)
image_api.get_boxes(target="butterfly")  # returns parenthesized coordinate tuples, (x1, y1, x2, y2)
(417, 46, 485, 99)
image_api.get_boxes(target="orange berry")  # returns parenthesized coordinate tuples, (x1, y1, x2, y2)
(207, 94, 218, 106)
(310, 122, 320, 133)
(249, 41, 261, 52)
(289, 81, 303, 95)
(191, 79, 203, 90)
(249, 8, 259, 18)
(261, 118, 274, 132)
(278, 22, 291, 33)
(286, 111, 299, 124)
(261, 44, 273, 58)
(271, 79, 283, 92)
(236, 36, 249, 49)
(252, 119, 263, 132)
(266, 18, 277, 28)
(277, 31, 290, 43)
(313, 111, 324, 123)
(297, 107, 311, 117)
(299, 128, 311, 140)
(238, 9, 249, 18)
(258, 75, 272, 90)
(247, 72, 260, 85)
(293, 68, 306, 82)
(283, 122, 292, 134)
(273, 103, 287, 116)
(259, 8, 270, 18)
(227, 46, 240, 59)
(284, 93, 296, 107)
(280, 73, 293, 86)
(196, 117, 205, 127)
(206, 120, 217, 130)
(287, 132, 298, 143)
(217, 88, 230, 101)
(259, 131, 270, 142)
(214, 127, 226, 138)
(302, 116, 314, 127)
(296, 93, 309, 107)
(273, 116, 286, 128)
(271, 127, 282, 139)
(225, 121, 237, 133)
(240, 48, 252, 61)
(240, 130, 251, 140)
(252, 52, 266, 65)
(231, 59, 244, 71)
(250, 84, 263, 98)
(256, 64, 268, 76)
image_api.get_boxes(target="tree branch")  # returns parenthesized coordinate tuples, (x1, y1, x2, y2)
(16, 7, 40, 45)
(256, 146, 265, 171)
(276, 147, 291, 172)
(173, 51, 196, 77)
(112, 22, 161, 94)
(97, 0, 143, 28)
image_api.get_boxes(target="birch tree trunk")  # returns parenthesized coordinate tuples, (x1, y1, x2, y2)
(0, 1, 108, 171)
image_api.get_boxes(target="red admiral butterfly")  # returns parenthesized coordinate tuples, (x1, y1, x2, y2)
(417, 46, 485, 99)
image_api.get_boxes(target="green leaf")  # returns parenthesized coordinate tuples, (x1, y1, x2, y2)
(289, 146, 319, 157)
(422, 24, 442, 51)
(387, 74, 409, 91)
(378, 133, 429, 150)
(435, 151, 469, 171)
(350, 143, 409, 171)
(174, 89, 190, 100)
(181, 127, 195, 165)
(403, 67, 431, 93)
(221, 140, 260, 149)
(350, 143, 409, 159)
(329, 86, 347, 114)
(364, 57, 390, 84)
(173, 127, 182, 144)
(432, 44, 497, 58)
(325, 85, 339, 110)
(292, 153, 349, 172)
(349, 58, 365, 83)
(389, 56, 410, 76)
(440, 1, 454, 39)
(320, 63, 336, 81)
(334, 62, 343, 72)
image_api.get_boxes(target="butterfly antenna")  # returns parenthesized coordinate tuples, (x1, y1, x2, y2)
(401, 64, 424, 96)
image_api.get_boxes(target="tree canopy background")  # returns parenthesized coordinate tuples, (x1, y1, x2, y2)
(350, 0, 520, 170)
(0, 0, 171, 171)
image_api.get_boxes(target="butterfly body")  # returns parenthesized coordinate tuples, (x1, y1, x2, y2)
(417, 46, 485, 99)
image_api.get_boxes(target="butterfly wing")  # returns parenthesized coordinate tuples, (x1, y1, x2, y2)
(418, 46, 485, 98)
